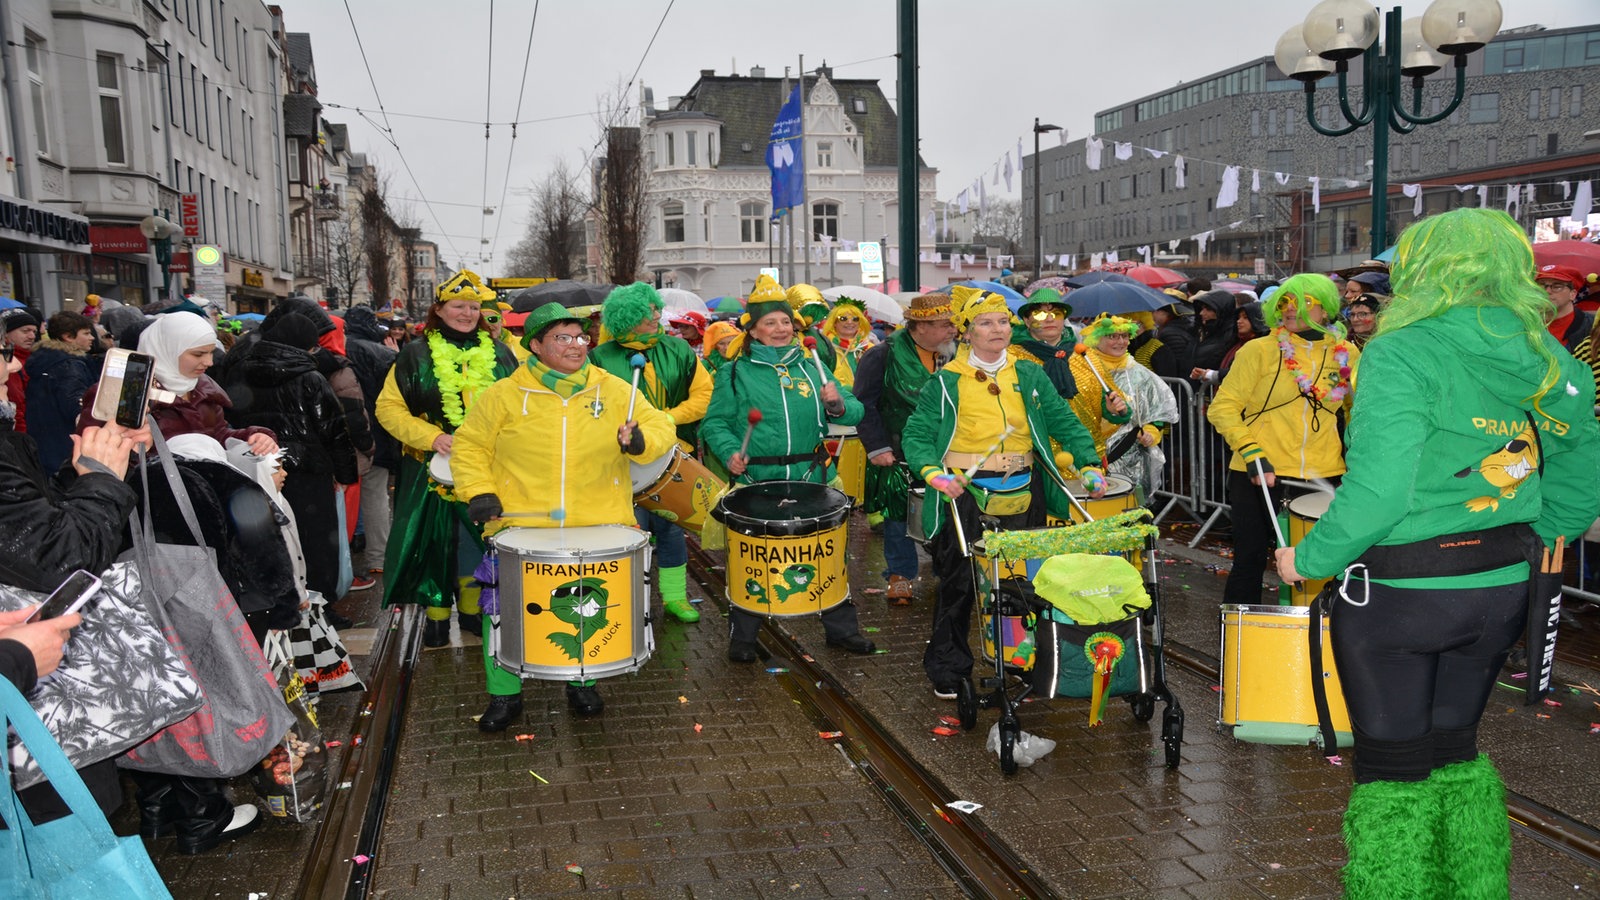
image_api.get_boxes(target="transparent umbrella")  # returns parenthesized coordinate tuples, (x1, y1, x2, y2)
(822, 285, 903, 325)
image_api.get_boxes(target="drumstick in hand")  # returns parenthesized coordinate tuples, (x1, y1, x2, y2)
(625, 353, 647, 422)
(1074, 343, 1114, 394)
(737, 408, 762, 458)
(495, 508, 566, 522)
(802, 336, 829, 384)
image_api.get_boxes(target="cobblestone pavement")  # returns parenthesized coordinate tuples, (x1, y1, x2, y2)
(135, 522, 1600, 899)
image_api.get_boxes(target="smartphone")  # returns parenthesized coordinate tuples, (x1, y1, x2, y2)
(90, 348, 156, 428)
(26, 569, 102, 622)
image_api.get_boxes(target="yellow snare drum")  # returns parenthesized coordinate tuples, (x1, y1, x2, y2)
(713, 481, 852, 617)
(1219, 604, 1351, 747)
(630, 442, 726, 533)
(825, 423, 866, 505)
(1285, 492, 1334, 606)
(1064, 474, 1138, 524)
(489, 526, 653, 682)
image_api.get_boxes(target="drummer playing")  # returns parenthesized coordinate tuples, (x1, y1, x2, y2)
(589, 283, 715, 626)
(452, 303, 677, 729)
(902, 286, 1107, 702)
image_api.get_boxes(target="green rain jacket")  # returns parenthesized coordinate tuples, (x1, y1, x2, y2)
(702, 342, 864, 484)
(1294, 306, 1600, 586)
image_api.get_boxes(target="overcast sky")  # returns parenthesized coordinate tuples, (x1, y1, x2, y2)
(273, 0, 1588, 275)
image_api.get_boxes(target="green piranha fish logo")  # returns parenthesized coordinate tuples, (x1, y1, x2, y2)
(545, 577, 609, 661)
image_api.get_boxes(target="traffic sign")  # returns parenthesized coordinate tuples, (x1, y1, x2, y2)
(859, 241, 884, 285)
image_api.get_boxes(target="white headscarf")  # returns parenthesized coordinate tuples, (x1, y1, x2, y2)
(138, 312, 221, 393)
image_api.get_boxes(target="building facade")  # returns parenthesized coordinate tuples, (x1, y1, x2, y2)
(639, 67, 938, 298)
(1024, 23, 1600, 278)
(0, 0, 291, 313)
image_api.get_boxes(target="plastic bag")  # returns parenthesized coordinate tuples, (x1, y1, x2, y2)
(986, 723, 1057, 767)
(254, 635, 329, 822)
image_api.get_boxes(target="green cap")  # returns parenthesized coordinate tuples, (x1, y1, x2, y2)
(520, 303, 582, 350)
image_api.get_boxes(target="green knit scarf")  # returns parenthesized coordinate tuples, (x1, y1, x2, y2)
(528, 358, 590, 398)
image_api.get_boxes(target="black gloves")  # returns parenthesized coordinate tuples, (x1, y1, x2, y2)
(467, 493, 503, 524)
(621, 426, 646, 456)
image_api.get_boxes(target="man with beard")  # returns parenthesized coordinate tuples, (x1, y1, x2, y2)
(854, 295, 958, 605)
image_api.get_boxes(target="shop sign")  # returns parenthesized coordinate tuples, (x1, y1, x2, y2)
(242, 268, 264, 288)
(90, 225, 148, 254)
(0, 196, 91, 249)
(168, 251, 191, 273)
(181, 193, 201, 238)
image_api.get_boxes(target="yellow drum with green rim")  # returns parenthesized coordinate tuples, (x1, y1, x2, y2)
(714, 481, 852, 617)
(1219, 604, 1351, 747)
(1285, 492, 1334, 606)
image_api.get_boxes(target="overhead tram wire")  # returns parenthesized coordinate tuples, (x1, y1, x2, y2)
(487, 0, 541, 266)
(562, 0, 677, 198)
(478, 0, 495, 261)
(342, 0, 462, 263)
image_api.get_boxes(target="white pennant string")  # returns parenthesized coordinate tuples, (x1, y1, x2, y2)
(1251, 169, 1260, 193)
(1114, 141, 1133, 161)
(1310, 176, 1321, 214)
(1174, 156, 1186, 189)
(1571, 180, 1594, 224)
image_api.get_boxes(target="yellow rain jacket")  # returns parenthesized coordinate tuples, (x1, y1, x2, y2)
(450, 363, 677, 535)
(1207, 330, 1359, 477)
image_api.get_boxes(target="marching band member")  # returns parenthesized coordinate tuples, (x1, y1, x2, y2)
(376, 271, 518, 647)
(590, 283, 715, 625)
(902, 286, 1105, 700)
(818, 296, 879, 388)
(452, 303, 676, 728)
(1074, 315, 1178, 497)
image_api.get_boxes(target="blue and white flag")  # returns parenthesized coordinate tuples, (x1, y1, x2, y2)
(768, 85, 804, 212)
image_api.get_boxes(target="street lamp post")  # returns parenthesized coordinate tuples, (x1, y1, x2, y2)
(1032, 118, 1061, 281)
(1276, 0, 1501, 259)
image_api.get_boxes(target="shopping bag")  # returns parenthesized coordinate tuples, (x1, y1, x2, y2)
(0, 562, 203, 790)
(0, 678, 171, 899)
(253, 634, 329, 823)
(289, 592, 364, 694)
(117, 424, 294, 778)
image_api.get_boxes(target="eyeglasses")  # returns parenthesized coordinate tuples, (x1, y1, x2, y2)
(546, 333, 592, 347)
(1347, 311, 1376, 320)
(1540, 282, 1575, 292)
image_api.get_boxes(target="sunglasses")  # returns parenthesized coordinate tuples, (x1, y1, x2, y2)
(834, 314, 860, 323)
(1029, 308, 1067, 321)
(482, 313, 502, 325)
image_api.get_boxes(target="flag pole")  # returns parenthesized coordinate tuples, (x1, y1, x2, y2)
(799, 53, 811, 285)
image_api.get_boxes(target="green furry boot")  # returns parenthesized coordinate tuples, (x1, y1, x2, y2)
(1341, 778, 1441, 900)
(659, 565, 699, 623)
(1431, 754, 1510, 899)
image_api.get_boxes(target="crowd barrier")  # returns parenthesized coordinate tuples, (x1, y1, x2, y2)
(1141, 375, 1599, 606)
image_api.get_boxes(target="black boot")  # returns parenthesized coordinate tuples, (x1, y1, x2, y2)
(478, 695, 523, 732)
(457, 612, 482, 639)
(566, 683, 604, 715)
(171, 777, 262, 855)
(130, 771, 180, 839)
(422, 616, 450, 648)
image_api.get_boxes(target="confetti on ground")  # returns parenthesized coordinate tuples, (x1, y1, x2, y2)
(818, 730, 843, 739)
(862, 588, 884, 594)
(931, 803, 953, 823)
(678, 695, 689, 703)
(689, 597, 703, 603)
(765, 667, 789, 674)
(1589, 723, 1600, 734)
(693, 723, 703, 733)
(938, 715, 961, 727)
(325, 740, 341, 747)
(1536, 713, 1553, 720)
(1511, 672, 1528, 680)
(1544, 698, 1562, 707)
(529, 770, 548, 784)
(947, 800, 982, 813)
(514, 733, 536, 742)
(864, 626, 881, 633)
(351, 854, 371, 865)
(565, 864, 583, 876)
(931, 725, 960, 736)
(1326, 755, 1343, 766)
(1211, 684, 1222, 692)
(873, 649, 890, 654)
(1268, 863, 1283, 870)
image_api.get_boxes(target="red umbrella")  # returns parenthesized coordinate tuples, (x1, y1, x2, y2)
(1533, 241, 1600, 281)
(1120, 265, 1189, 289)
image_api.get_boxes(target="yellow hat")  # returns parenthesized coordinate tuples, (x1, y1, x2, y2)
(786, 282, 824, 307)
(950, 285, 1016, 332)
(436, 269, 497, 305)
(742, 274, 795, 328)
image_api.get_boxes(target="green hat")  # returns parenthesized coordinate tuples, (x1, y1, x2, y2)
(520, 303, 582, 350)
(601, 282, 663, 337)
(1018, 287, 1072, 319)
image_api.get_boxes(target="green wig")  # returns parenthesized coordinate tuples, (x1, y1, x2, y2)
(1080, 314, 1140, 347)
(1264, 273, 1343, 337)
(600, 282, 663, 337)
(1381, 207, 1560, 408)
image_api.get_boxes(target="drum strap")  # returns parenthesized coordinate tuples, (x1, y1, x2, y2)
(1309, 584, 1342, 761)
(1354, 522, 1535, 579)
(746, 447, 826, 467)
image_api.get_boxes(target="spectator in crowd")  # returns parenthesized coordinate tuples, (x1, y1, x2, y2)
(1124, 311, 1181, 379)
(227, 312, 360, 608)
(343, 305, 399, 573)
(3, 307, 40, 431)
(1153, 294, 1195, 375)
(667, 310, 707, 351)
(314, 315, 377, 600)
(1192, 302, 1270, 385)
(1188, 289, 1243, 379)
(24, 310, 98, 473)
(1536, 264, 1592, 354)
(1208, 273, 1358, 605)
(1343, 294, 1382, 349)
(1342, 269, 1391, 301)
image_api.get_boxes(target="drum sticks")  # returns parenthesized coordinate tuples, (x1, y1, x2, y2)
(1254, 459, 1288, 547)
(625, 353, 646, 422)
(802, 337, 829, 385)
(737, 408, 762, 458)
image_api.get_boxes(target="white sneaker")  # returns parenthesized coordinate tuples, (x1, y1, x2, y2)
(933, 685, 958, 701)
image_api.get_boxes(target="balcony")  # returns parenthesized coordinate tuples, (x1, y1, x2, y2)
(293, 254, 326, 283)
(313, 192, 342, 218)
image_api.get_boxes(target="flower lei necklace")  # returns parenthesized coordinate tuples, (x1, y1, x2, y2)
(1277, 328, 1352, 404)
(428, 330, 499, 427)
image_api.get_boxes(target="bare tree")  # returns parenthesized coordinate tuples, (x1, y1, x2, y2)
(594, 86, 648, 285)
(361, 177, 395, 312)
(506, 162, 588, 278)
(505, 225, 542, 277)
(325, 202, 366, 308)
(974, 199, 1024, 257)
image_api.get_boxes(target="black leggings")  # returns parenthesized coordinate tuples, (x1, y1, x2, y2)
(1222, 471, 1338, 605)
(1330, 575, 1526, 783)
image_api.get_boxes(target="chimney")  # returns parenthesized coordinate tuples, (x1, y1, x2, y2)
(700, 68, 715, 78)
(750, 65, 766, 78)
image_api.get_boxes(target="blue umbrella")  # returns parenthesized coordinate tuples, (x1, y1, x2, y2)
(1064, 271, 1143, 289)
(928, 279, 1028, 312)
(0, 296, 23, 311)
(1063, 281, 1174, 318)
(1375, 244, 1396, 263)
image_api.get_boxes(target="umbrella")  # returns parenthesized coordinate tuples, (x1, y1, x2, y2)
(657, 287, 709, 314)
(509, 280, 613, 313)
(822, 285, 903, 326)
(891, 291, 921, 308)
(1212, 280, 1259, 295)
(1065, 271, 1144, 289)
(1120, 265, 1189, 289)
(226, 312, 265, 322)
(1374, 245, 1397, 263)
(1061, 281, 1174, 318)
(0, 296, 22, 311)
(706, 296, 744, 319)
(1024, 276, 1073, 297)
(1534, 241, 1600, 280)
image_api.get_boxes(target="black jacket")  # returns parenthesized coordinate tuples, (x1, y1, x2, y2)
(1156, 318, 1196, 374)
(227, 339, 359, 484)
(1129, 331, 1181, 379)
(215, 296, 336, 387)
(0, 425, 138, 595)
(1189, 290, 1241, 375)
(22, 338, 95, 474)
(343, 307, 399, 469)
